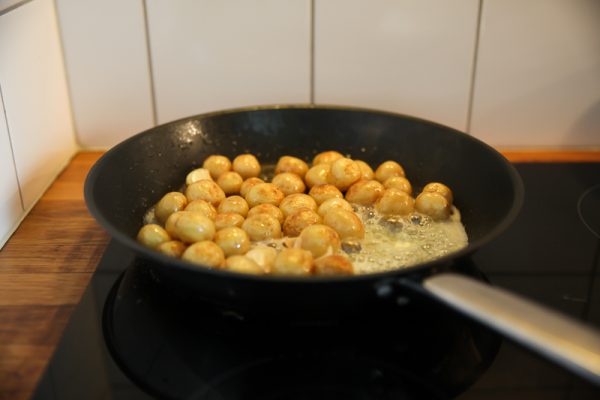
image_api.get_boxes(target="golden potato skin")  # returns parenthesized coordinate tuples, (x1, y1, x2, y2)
(247, 203, 284, 224)
(345, 180, 384, 206)
(275, 156, 309, 177)
(165, 211, 184, 239)
(375, 161, 405, 182)
(245, 246, 277, 273)
(328, 158, 361, 191)
(312, 150, 343, 166)
(308, 184, 343, 205)
(214, 226, 251, 256)
(323, 208, 365, 240)
(155, 192, 188, 224)
(304, 164, 331, 188)
(272, 172, 306, 196)
(137, 224, 171, 249)
(182, 240, 224, 268)
(232, 154, 261, 179)
(317, 197, 354, 217)
(279, 193, 317, 218)
(283, 209, 322, 237)
(156, 240, 187, 258)
(186, 168, 212, 185)
(242, 214, 282, 241)
(185, 179, 225, 207)
(245, 183, 285, 207)
(202, 155, 231, 179)
(415, 192, 451, 220)
(217, 171, 244, 195)
(375, 188, 415, 216)
(218, 195, 249, 217)
(214, 212, 245, 230)
(355, 160, 375, 180)
(272, 248, 314, 276)
(239, 177, 265, 198)
(383, 176, 412, 195)
(298, 224, 341, 258)
(172, 211, 216, 244)
(314, 255, 354, 276)
(185, 199, 217, 220)
(422, 182, 453, 204)
(224, 255, 266, 275)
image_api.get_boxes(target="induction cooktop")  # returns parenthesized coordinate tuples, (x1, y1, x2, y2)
(31, 163, 600, 400)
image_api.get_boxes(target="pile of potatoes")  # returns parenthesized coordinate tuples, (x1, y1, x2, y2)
(136, 151, 454, 276)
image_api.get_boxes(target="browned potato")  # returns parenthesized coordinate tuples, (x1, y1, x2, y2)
(165, 211, 184, 239)
(415, 192, 451, 220)
(186, 168, 212, 185)
(355, 160, 375, 180)
(155, 192, 188, 224)
(304, 164, 331, 188)
(217, 171, 244, 195)
(314, 255, 354, 276)
(247, 203, 284, 224)
(182, 240, 224, 267)
(218, 195, 249, 217)
(275, 156, 309, 177)
(214, 226, 251, 256)
(345, 180, 384, 206)
(239, 177, 264, 198)
(322, 208, 365, 240)
(272, 172, 306, 196)
(245, 246, 277, 273)
(137, 224, 171, 249)
(185, 179, 225, 207)
(272, 248, 314, 276)
(328, 158, 361, 191)
(223, 255, 266, 275)
(312, 150, 343, 166)
(171, 211, 216, 243)
(242, 214, 282, 241)
(245, 183, 285, 207)
(185, 199, 217, 220)
(232, 154, 261, 179)
(383, 176, 412, 195)
(279, 193, 317, 218)
(156, 240, 187, 258)
(375, 161, 405, 182)
(317, 197, 354, 217)
(308, 184, 343, 205)
(298, 224, 341, 258)
(214, 212, 245, 230)
(283, 209, 321, 237)
(202, 155, 231, 179)
(375, 188, 415, 216)
(422, 182, 453, 204)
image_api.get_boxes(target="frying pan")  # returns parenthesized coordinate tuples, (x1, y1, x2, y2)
(84, 105, 600, 385)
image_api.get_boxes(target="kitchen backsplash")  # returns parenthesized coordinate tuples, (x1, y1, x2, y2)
(0, 0, 599, 246)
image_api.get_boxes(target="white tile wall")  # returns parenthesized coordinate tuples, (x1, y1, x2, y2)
(470, 0, 600, 147)
(0, 90, 23, 248)
(0, 0, 76, 212)
(146, 0, 311, 124)
(314, 0, 480, 132)
(55, 0, 154, 148)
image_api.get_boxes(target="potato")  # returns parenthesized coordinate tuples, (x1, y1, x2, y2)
(283, 209, 321, 237)
(383, 176, 412, 195)
(308, 184, 343, 205)
(305, 164, 331, 188)
(272, 248, 314, 276)
(314, 255, 353, 276)
(415, 192, 451, 220)
(345, 180, 384, 206)
(375, 188, 415, 216)
(185, 199, 217, 220)
(242, 214, 282, 241)
(245, 246, 277, 273)
(275, 156, 309, 177)
(312, 150, 343, 166)
(232, 154, 261, 179)
(272, 172, 306, 196)
(214, 212, 245, 230)
(202, 155, 231, 179)
(279, 193, 317, 218)
(217, 171, 244, 195)
(422, 182, 453, 204)
(298, 224, 341, 258)
(247, 203, 284, 224)
(317, 197, 354, 217)
(185, 179, 225, 207)
(322, 208, 365, 240)
(328, 158, 361, 191)
(375, 161, 405, 182)
(171, 211, 216, 243)
(245, 183, 285, 207)
(137, 224, 171, 249)
(224, 255, 266, 275)
(214, 226, 251, 256)
(156, 240, 186, 258)
(355, 160, 374, 180)
(218, 195, 249, 217)
(186, 168, 212, 185)
(239, 177, 265, 198)
(182, 240, 224, 268)
(155, 192, 188, 224)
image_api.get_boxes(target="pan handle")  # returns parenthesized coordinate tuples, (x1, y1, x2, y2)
(412, 273, 600, 385)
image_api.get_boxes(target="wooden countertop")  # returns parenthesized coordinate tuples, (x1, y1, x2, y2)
(1, 149, 600, 399)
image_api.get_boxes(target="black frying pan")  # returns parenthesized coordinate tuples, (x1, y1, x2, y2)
(85, 105, 600, 384)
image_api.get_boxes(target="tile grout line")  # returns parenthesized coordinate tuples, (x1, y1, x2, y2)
(0, 84, 25, 211)
(465, 0, 484, 134)
(309, 0, 315, 104)
(142, 0, 158, 126)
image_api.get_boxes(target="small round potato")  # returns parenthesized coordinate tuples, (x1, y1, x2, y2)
(182, 240, 224, 268)
(172, 211, 216, 243)
(304, 164, 331, 188)
(375, 188, 415, 216)
(314, 255, 354, 276)
(312, 150, 343, 166)
(242, 214, 282, 241)
(422, 182, 453, 204)
(329, 158, 362, 191)
(217, 171, 244, 195)
(323, 208, 365, 240)
(383, 176, 412, 195)
(239, 177, 265, 198)
(165, 211, 184, 239)
(375, 161, 405, 182)
(155, 192, 188, 224)
(272, 248, 314, 276)
(317, 197, 354, 217)
(345, 180, 384, 206)
(137, 224, 171, 249)
(247, 203, 284, 224)
(279, 193, 317, 218)
(202, 155, 231, 179)
(283, 209, 322, 237)
(185, 179, 225, 207)
(245, 246, 277, 273)
(224, 255, 266, 275)
(245, 183, 285, 207)
(156, 240, 187, 258)
(308, 184, 343, 205)
(185, 199, 217, 220)
(214, 226, 251, 256)
(217, 195, 249, 217)
(298, 224, 341, 258)
(186, 168, 212, 185)
(355, 160, 375, 180)
(275, 156, 309, 177)
(272, 172, 306, 196)
(415, 192, 451, 220)
(232, 154, 261, 179)
(215, 212, 245, 230)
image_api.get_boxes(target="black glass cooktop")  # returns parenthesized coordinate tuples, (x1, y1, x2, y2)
(32, 163, 600, 400)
